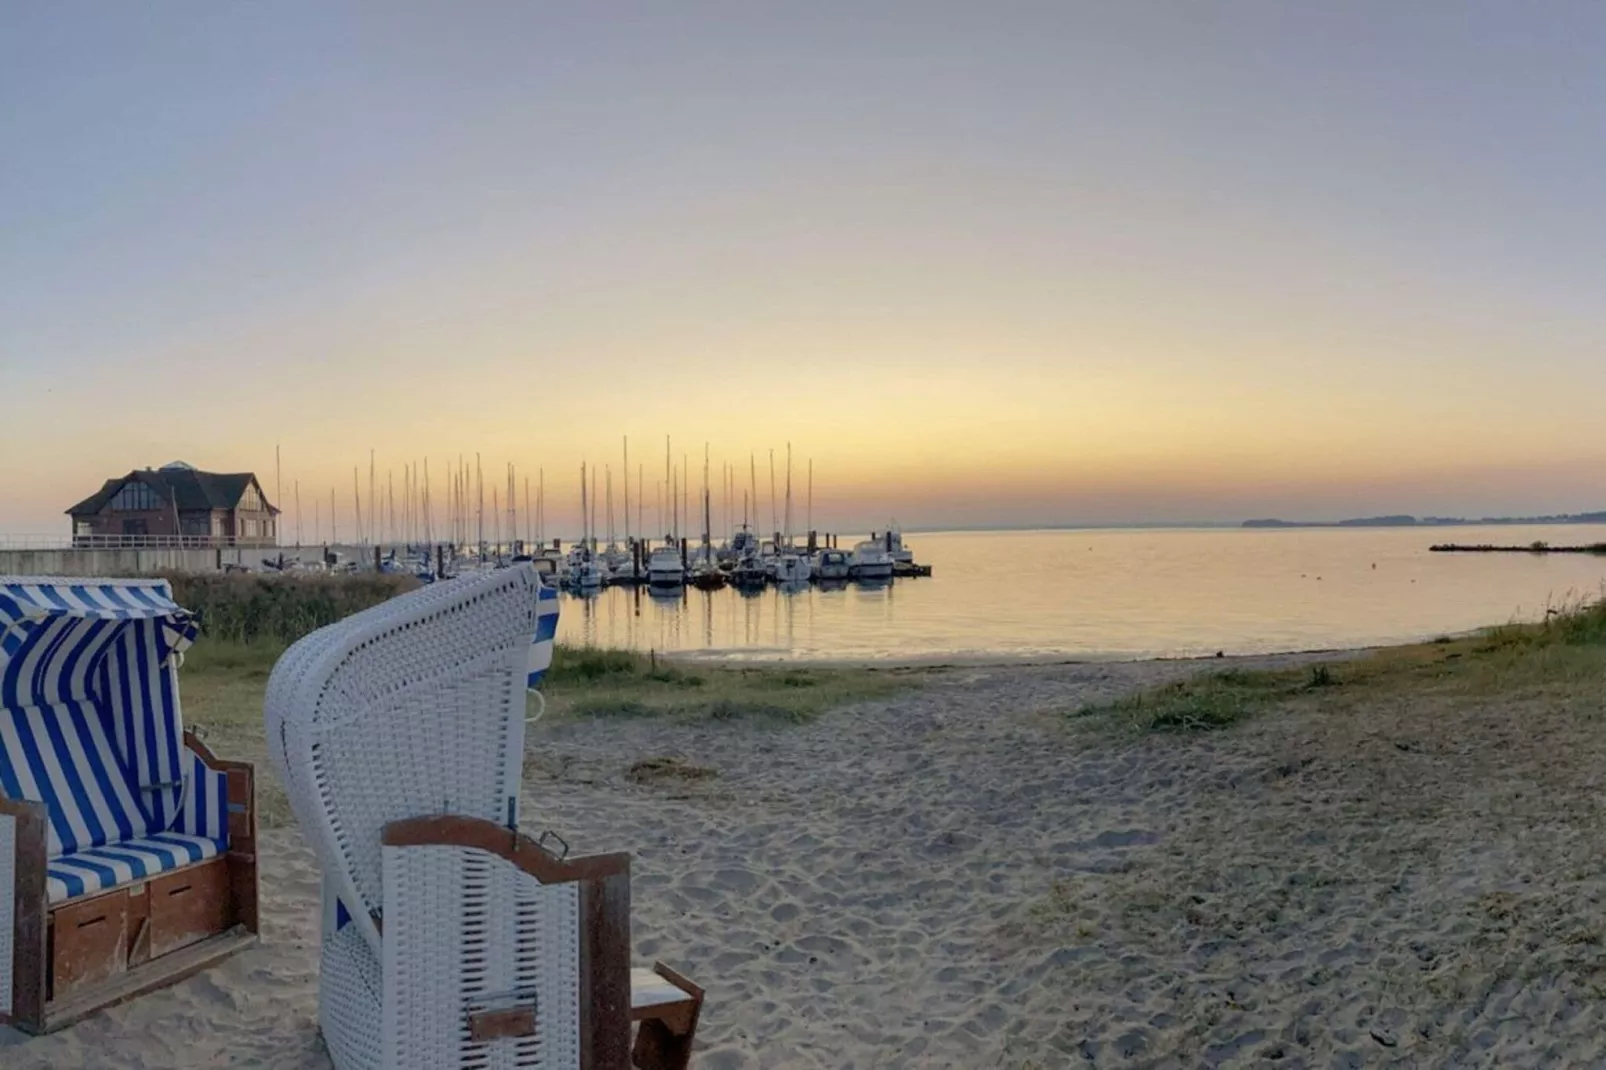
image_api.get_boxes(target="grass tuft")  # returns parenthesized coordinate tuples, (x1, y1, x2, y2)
(546, 646, 642, 682)
(1076, 596, 1606, 734)
(544, 656, 906, 725)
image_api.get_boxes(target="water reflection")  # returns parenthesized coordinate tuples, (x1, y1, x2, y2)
(554, 526, 1606, 662)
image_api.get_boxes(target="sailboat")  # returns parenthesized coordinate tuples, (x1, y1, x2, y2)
(566, 463, 604, 590)
(689, 453, 726, 590)
(600, 467, 631, 576)
(772, 444, 811, 587)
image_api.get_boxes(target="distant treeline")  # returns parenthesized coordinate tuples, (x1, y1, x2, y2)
(1429, 542, 1606, 555)
(1244, 511, 1606, 529)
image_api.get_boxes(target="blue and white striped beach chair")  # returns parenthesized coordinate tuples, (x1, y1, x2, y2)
(0, 578, 258, 1034)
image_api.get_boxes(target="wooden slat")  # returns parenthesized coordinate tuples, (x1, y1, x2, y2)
(382, 815, 630, 884)
(631, 962, 704, 1070)
(184, 734, 259, 936)
(41, 926, 257, 1034)
(147, 856, 233, 959)
(467, 1004, 538, 1042)
(125, 884, 152, 970)
(578, 869, 632, 1069)
(0, 797, 48, 1032)
(50, 889, 129, 1002)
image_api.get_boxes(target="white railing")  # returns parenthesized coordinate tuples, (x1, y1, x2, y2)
(0, 534, 282, 551)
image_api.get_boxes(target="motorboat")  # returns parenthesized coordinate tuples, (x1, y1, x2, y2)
(647, 542, 686, 586)
(885, 525, 914, 567)
(773, 550, 812, 586)
(813, 548, 851, 580)
(850, 539, 894, 580)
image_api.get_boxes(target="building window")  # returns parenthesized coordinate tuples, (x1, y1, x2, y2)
(74, 520, 92, 536)
(244, 518, 257, 538)
(212, 514, 224, 536)
(121, 518, 149, 536)
(240, 484, 264, 511)
(109, 481, 161, 511)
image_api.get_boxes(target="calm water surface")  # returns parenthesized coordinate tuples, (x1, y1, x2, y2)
(556, 527, 1606, 662)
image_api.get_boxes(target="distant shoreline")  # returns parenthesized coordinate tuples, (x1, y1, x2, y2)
(1243, 512, 1606, 529)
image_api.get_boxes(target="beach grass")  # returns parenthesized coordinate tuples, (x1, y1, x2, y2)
(163, 570, 420, 645)
(1075, 596, 1606, 733)
(543, 646, 908, 724)
(177, 639, 908, 826)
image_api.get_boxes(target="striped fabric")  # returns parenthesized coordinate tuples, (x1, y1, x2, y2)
(174, 746, 229, 842)
(526, 581, 560, 690)
(0, 578, 223, 901)
(45, 832, 222, 904)
(97, 622, 187, 830)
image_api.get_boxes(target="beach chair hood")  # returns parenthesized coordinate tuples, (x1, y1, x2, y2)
(0, 578, 203, 855)
(265, 564, 545, 952)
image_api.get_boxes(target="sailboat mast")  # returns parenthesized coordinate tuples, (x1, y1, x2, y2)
(807, 458, 813, 535)
(784, 442, 792, 546)
(579, 462, 588, 548)
(768, 449, 777, 540)
(623, 436, 631, 548)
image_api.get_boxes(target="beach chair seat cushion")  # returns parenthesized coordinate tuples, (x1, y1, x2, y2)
(45, 831, 224, 903)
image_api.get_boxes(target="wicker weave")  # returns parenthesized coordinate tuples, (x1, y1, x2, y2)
(381, 843, 582, 1070)
(320, 924, 387, 1070)
(268, 565, 591, 1069)
(0, 813, 13, 1017)
(266, 566, 540, 956)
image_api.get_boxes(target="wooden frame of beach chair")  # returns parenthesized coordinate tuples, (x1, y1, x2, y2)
(0, 736, 257, 1034)
(382, 815, 703, 1069)
(0, 578, 260, 1035)
(266, 564, 703, 1069)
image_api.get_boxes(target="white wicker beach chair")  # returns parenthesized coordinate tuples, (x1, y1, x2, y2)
(0, 578, 258, 1034)
(265, 564, 701, 1070)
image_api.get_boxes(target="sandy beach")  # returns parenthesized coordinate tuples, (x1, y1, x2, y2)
(7, 648, 1606, 1068)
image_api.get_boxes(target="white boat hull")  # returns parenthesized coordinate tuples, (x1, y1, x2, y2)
(774, 557, 812, 584)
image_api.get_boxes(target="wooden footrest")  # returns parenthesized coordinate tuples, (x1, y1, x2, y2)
(631, 962, 702, 1070)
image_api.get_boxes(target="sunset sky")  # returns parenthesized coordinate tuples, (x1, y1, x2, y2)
(4, 3, 1606, 537)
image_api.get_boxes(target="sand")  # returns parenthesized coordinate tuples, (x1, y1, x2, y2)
(7, 651, 1606, 1067)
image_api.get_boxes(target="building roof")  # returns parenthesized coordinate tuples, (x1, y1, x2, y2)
(66, 468, 279, 517)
